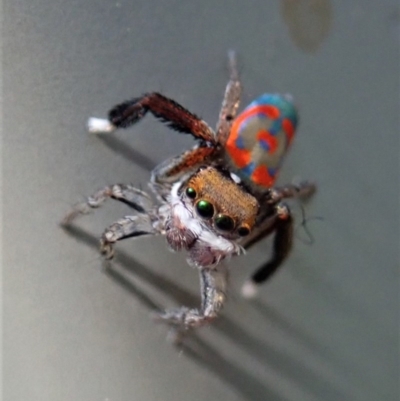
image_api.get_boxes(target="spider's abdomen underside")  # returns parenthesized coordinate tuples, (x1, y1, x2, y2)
(225, 94, 298, 188)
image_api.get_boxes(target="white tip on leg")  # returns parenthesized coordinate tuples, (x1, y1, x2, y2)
(283, 93, 294, 103)
(87, 117, 116, 133)
(241, 280, 259, 299)
(228, 49, 236, 62)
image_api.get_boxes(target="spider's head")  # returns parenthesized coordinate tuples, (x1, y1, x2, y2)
(183, 166, 259, 238)
(165, 166, 259, 267)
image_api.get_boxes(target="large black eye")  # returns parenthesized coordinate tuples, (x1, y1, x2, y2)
(237, 226, 250, 237)
(185, 187, 197, 199)
(215, 214, 235, 231)
(196, 200, 214, 218)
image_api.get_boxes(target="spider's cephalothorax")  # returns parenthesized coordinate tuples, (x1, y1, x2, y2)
(63, 52, 315, 339)
(164, 165, 259, 268)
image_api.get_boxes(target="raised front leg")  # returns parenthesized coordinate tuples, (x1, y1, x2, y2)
(62, 184, 153, 225)
(216, 51, 242, 145)
(88, 92, 217, 143)
(155, 267, 228, 341)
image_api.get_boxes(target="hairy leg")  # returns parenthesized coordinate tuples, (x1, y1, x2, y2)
(149, 146, 218, 200)
(100, 214, 157, 259)
(155, 267, 228, 341)
(240, 181, 316, 298)
(241, 203, 293, 298)
(216, 51, 242, 145)
(88, 92, 217, 143)
(62, 184, 153, 225)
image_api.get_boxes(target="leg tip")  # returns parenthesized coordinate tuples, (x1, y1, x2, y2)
(87, 117, 116, 133)
(60, 210, 79, 226)
(241, 280, 259, 299)
(166, 328, 186, 346)
(283, 93, 294, 103)
(227, 49, 237, 60)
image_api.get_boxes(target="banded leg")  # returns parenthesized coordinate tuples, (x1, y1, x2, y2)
(241, 203, 293, 298)
(88, 92, 217, 143)
(216, 51, 242, 145)
(62, 184, 153, 225)
(155, 267, 228, 339)
(100, 214, 157, 259)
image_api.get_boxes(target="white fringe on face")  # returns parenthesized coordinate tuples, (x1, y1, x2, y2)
(87, 117, 116, 133)
(169, 183, 242, 256)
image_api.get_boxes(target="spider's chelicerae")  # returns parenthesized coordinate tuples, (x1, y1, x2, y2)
(63, 52, 315, 338)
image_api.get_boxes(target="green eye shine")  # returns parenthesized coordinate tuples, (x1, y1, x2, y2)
(215, 214, 235, 231)
(238, 226, 250, 236)
(196, 200, 214, 218)
(185, 187, 197, 199)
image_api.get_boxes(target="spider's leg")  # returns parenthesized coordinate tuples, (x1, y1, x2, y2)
(240, 181, 316, 298)
(266, 181, 316, 203)
(149, 146, 218, 200)
(155, 267, 228, 341)
(62, 184, 153, 225)
(241, 203, 293, 299)
(88, 92, 217, 143)
(216, 51, 242, 145)
(100, 214, 157, 259)
(152, 147, 217, 184)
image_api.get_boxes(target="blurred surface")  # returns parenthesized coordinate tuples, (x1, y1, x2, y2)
(3, 1, 399, 400)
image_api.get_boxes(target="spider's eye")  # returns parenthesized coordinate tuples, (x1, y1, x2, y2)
(237, 226, 250, 237)
(185, 187, 197, 199)
(215, 214, 235, 231)
(196, 200, 214, 218)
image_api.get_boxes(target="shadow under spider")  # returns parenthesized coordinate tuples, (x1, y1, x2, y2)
(62, 224, 197, 309)
(62, 224, 349, 401)
(96, 134, 157, 172)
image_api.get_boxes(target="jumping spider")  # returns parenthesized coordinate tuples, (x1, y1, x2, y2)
(63, 52, 315, 339)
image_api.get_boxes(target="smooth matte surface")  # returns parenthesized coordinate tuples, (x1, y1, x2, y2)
(3, 1, 399, 400)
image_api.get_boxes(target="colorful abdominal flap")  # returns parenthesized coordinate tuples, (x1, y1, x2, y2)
(226, 94, 298, 188)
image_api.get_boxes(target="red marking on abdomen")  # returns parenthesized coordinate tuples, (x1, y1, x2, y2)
(282, 118, 295, 143)
(232, 105, 281, 130)
(251, 165, 275, 187)
(226, 147, 251, 168)
(227, 105, 281, 165)
(257, 130, 278, 154)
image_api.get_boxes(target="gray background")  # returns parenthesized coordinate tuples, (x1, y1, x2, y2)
(3, 1, 399, 400)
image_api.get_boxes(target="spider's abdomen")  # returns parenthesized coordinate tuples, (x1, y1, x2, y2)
(225, 94, 298, 188)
